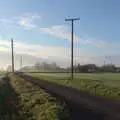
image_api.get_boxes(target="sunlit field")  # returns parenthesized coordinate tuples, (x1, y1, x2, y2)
(26, 73, 120, 87)
(26, 72, 120, 99)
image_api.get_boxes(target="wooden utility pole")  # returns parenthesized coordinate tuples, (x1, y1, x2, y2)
(20, 56, 22, 69)
(11, 38, 14, 73)
(65, 18, 80, 80)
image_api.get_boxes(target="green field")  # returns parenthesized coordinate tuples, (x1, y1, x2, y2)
(26, 73, 120, 99)
(27, 73, 120, 87)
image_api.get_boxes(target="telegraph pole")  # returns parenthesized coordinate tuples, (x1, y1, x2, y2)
(20, 56, 22, 69)
(11, 38, 14, 73)
(65, 18, 80, 80)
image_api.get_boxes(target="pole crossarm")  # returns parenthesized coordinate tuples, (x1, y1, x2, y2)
(65, 18, 80, 21)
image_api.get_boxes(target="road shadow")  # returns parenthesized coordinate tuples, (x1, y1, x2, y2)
(0, 76, 34, 120)
(45, 89, 108, 120)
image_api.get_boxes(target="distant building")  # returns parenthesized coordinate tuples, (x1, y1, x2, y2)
(85, 64, 98, 73)
(76, 64, 98, 73)
(99, 64, 116, 72)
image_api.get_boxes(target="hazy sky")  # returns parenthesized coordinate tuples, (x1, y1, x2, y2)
(0, 0, 120, 69)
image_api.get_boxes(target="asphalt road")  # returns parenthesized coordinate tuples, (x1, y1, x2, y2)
(17, 73, 120, 120)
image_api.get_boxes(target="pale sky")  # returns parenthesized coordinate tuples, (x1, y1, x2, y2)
(0, 0, 120, 69)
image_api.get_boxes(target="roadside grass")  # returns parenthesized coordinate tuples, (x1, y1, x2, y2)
(9, 74, 69, 120)
(26, 73, 120, 99)
(0, 74, 20, 119)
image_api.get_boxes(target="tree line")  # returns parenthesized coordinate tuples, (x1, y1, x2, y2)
(6, 61, 120, 73)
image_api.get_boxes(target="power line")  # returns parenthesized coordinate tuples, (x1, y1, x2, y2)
(65, 18, 80, 80)
(104, 56, 113, 67)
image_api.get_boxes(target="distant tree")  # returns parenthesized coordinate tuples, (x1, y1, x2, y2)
(0, 68, 4, 71)
(49, 62, 58, 71)
(41, 62, 49, 70)
(51, 62, 57, 68)
(81, 64, 97, 73)
(34, 62, 41, 69)
(77, 64, 81, 72)
(75, 64, 80, 72)
(33, 61, 64, 72)
(7, 65, 12, 72)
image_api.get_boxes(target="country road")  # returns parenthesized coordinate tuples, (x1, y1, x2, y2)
(16, 73, 120, 120)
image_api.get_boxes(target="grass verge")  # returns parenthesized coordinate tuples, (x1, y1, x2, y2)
(9, 74, 69, 120)
(0, 75, 19, 119)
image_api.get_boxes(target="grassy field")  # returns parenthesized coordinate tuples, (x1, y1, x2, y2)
(26, 73, 120, 99)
